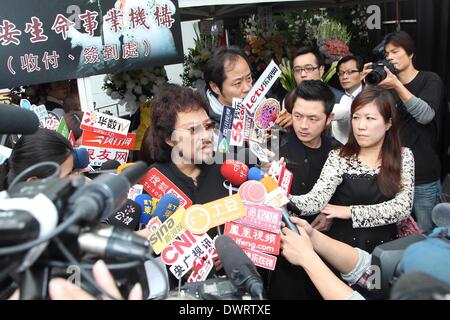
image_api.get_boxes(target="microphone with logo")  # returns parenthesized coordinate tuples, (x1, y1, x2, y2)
(135, 194, 158, 228)
(220, 160, 249, 194)
(102, 199, 141, 231)
(215, 235, 264, 300)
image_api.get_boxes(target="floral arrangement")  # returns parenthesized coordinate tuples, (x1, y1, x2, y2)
(314, 19, 352, 83)
(102, 67, 167, 115)
(181, 32, 212, 88)
(241, 14, 288, 77)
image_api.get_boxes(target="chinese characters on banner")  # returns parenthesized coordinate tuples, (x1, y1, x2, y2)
(0, 0, 183, 88)
(141, 168, 192, 208)
(80, 114, 136, 167)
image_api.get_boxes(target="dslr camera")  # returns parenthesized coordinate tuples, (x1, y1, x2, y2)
(366, 59, 398, 85)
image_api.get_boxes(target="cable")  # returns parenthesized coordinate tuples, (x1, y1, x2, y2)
(8, 161, 60, 190)
(52, 237, 118, 300)
(42, 260, 142, 271)
(0, 206, 85, 256)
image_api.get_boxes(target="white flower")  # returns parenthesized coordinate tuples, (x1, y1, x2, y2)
(110, 91, 120, 100)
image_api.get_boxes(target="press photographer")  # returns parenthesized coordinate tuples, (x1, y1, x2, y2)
(362, 31, 447, 234)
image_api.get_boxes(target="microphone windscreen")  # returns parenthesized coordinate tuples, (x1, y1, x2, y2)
(72, 148, 90, 169)
(135, 194, 157, 225)
(238, 180, 266, 204)
(101, 160, 121, 171)
(390, 272, 450, 300)
(116, 162, 135, 173)
(153, 193, 179, 223)
(247, 166, 265, 181)
(260, 176, 279, 193)
(431, 203, 450, 228)
(220, 160, 249, 186)
(106, 199, 141, 230)
(0, 104, 39, 135)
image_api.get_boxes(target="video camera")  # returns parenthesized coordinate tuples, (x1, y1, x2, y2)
(0, 160, 155, 300)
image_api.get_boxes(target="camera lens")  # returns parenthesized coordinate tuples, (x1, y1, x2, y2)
(366, 65, 387, 85)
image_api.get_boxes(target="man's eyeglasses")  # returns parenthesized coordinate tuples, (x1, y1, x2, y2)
(337, 69, 361, 77)
(293, 65, 320, 74)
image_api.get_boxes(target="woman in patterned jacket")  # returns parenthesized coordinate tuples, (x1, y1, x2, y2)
(289, 86, 415, 252)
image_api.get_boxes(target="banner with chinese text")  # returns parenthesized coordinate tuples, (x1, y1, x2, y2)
(0, 0, 183, 88)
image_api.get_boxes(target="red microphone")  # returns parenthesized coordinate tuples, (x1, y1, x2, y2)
(220, 160, 249, 186)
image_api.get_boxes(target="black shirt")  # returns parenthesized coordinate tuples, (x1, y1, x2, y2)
(391, 71, 446, 184)
(267, 131, 337, 300)
(149, 162, 229, 205)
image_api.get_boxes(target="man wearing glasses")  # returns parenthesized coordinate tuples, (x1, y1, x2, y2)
(333, 55, 365, 144)
(279, 47, 343, 129)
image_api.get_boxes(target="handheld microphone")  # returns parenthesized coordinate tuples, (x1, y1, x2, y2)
(260, 176, 279, 192)
(260, 176, 298, 233)
(280, 207, 299, 234)
(214, 235, 264, 299)
(103, 199, 141, 231)
(220, 160, 249, 186)
(72, 148, 90, 170)
(135, 194, 158, 226)
(0, 103, 39, 135)
(101, 160, 121, 171)
(247, 166, 265, 181)
(78, 225, 152, 261)
(152, 193, 179, 223)
(116, 162, 135, 174)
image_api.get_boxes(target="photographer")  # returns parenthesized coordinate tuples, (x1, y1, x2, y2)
(362, 31, 446, 233)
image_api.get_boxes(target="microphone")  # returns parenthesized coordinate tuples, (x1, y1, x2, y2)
(260, 176, 298, 233)
(238, 180, 266, 204)
(67, 161, 149, 222)
(247, 166, 265, 181)
(432, 203, 450, 228)
(152, 193, 179, 223)
(0, 103, 39, 135)
(220, 160, 249, 186)
(103, 199, 141, 231)
(214, 235, 264, 299)
(135, 194, 158, 226)
(259, 176, 279, 193)
(116, 162, 135, 174)
(101, 160, 121, 171)
(78, 225, 152, 261)
(72, 148, 90, 169)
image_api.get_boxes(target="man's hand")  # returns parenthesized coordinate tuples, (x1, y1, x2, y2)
(275, 109, 293, 128)
(311, 212, 333, 232)
(377, 66, 402, 90)
(49, 260, 143, 300)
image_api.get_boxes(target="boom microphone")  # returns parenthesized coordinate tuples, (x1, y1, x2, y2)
(68, 161, 149, 222)
(214, 235, 264, 299)
(0, 104, 39, 135)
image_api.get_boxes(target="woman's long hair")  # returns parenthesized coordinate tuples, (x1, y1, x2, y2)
(340, 86, 402, 198)
(0, 128, 73, 191)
